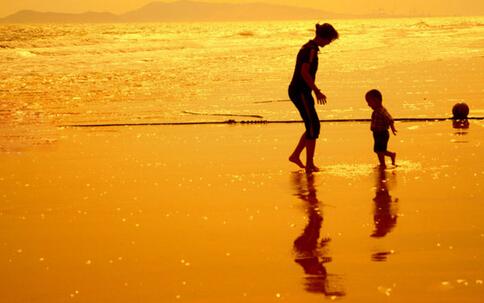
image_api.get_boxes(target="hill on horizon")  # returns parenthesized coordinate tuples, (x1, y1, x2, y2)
(0, 0, 351, 23)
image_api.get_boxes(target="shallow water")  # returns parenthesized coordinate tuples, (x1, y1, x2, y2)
(0, 121, 483, 302)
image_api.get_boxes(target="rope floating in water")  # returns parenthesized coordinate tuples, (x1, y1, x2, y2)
(61, 117, 483, 128)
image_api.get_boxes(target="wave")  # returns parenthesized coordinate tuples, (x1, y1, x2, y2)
(410, 20, 484, 30)
(253, 99, 290, 104)
(238, 30, 255, 37)
(19, 43, 192, 57)
(182, 111, 263, 119)
(16, 49, 36, 57)
(412, 21, 432, 28)
(220, 30, 255, 39)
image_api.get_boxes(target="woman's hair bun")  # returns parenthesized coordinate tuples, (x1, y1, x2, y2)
(315, 23, 339, 41)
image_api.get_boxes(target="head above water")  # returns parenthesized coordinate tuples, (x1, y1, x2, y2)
(365, 89, 383, 108)
(314, 23, 339, 47)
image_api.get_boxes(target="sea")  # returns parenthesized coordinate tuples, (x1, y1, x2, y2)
(0, 17, 483, 149)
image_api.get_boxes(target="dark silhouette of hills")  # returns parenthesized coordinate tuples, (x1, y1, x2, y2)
(122, 1, 336, 21)
(0, 0, 350, 23)
(0, 9, 120, 23)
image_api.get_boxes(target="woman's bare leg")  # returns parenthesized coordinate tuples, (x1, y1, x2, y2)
(289, 132, 306, 168)
(305, 139, 320, 172)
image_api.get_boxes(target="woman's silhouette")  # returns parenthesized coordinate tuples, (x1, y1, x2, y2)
(288, 23, 339, 173)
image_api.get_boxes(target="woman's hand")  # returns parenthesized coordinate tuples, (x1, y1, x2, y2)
(315, 89, 327, 105)
(301, 63, 327, 105)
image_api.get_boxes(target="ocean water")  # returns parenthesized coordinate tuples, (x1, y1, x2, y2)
(0, 17, 483, 149)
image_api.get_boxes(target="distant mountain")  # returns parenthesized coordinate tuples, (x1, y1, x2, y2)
(0, 9, 120, 23)
(121, 1, 336, 22)
(0, 0, 349, 23)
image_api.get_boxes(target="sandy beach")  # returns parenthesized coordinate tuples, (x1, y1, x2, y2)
(1, 120, 483, 302)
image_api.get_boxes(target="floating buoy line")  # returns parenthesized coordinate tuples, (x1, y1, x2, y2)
(61, 117, 483, 128)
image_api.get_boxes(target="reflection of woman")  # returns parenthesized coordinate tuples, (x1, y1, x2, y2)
(292, 173, 345, 297)
(288, 23, 339, 173)
(371, 168, 398, 238)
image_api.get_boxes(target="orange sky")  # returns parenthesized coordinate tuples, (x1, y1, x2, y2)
(1, 0, 483, 17)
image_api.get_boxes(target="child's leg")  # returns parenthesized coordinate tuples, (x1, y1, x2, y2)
(384, 151, 396, 165)
(377, 152, 386, 168)
(289, 132, 306, 168)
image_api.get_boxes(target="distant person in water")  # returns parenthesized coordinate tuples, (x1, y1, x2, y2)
(288, 23, 339, 173)
(365, 89, 397, 168)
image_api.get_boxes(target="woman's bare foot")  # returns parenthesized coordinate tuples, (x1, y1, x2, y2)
(305, 165, 320, 173)
(289, 155, 305, 169)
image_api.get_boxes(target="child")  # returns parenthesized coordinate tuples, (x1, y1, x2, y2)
(365, 89, 397, 168)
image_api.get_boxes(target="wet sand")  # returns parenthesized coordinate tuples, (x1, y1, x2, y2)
(0, 121, 483, 302)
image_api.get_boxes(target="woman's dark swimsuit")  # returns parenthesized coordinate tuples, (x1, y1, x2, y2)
(288, 40, 320, 140)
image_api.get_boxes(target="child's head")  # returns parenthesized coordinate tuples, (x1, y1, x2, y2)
(365, 89, 383, 109)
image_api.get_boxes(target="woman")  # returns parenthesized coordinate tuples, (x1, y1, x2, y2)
(288, 23, 339, 173)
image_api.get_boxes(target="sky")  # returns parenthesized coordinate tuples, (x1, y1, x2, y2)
(1, 0, 483, 17)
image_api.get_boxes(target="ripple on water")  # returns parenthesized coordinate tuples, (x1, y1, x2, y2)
(319, 160, 422, 178)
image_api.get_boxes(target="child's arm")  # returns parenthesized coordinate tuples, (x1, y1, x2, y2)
(383, 107, 397, 135)
(390, 121, 397, 135)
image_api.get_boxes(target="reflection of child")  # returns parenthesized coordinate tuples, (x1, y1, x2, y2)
(365, 89, 397, 168)
(371, 169, 398, 238)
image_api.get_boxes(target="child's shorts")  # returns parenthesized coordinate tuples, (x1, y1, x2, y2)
(373, 130, 389, 152)
(288, 88, 320, 140)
